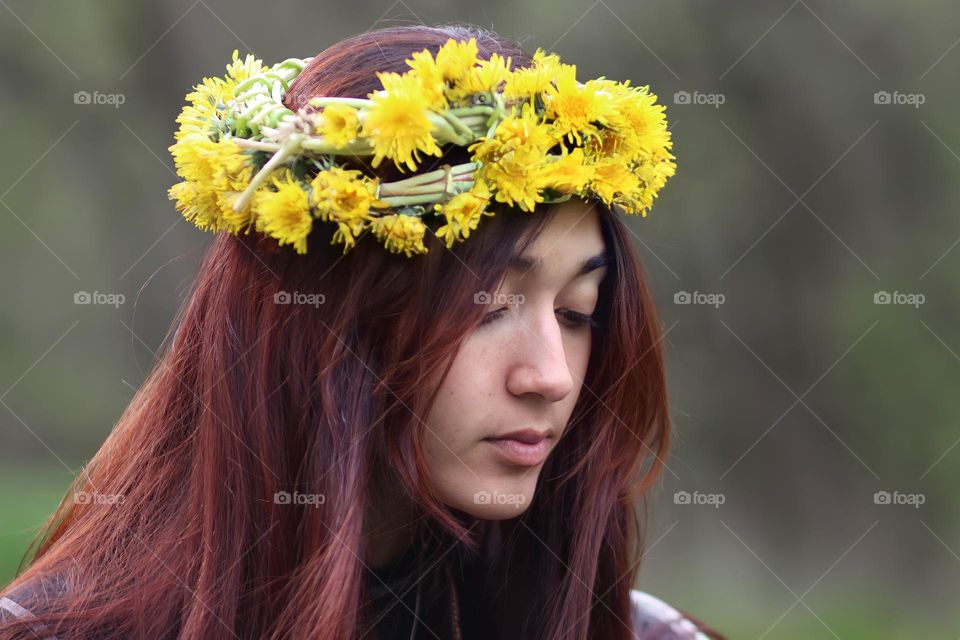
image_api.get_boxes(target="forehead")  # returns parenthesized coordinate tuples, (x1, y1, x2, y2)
(508, 199, 607, 279)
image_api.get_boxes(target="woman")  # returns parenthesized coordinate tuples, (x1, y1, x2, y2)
(0, 23, 722, 640)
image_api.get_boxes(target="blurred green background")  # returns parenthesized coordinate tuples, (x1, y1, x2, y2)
(1, 1, 959, 638)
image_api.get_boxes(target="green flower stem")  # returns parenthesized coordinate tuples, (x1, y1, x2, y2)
(458, 114, 490, 125)
(232, 138, 281, 152)
(380, 178, 473, 196)
(233, 134, 303, 211)
(299, 137, 374, 154)
(447, 106, 497, 117)
(439, 110, 476, 141)
(425, 113, 465, 145)
(382, 162, 479, 189)
(381, 189, 471, 206)
(460, 117, 491, 138)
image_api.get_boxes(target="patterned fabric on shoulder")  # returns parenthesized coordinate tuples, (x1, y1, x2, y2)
(629, 588, 712, 639)
(0, 573, 70, 640)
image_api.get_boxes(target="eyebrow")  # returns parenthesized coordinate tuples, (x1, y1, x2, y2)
(507, 251, 611, 278)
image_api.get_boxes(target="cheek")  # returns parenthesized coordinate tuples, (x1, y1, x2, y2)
(566, 331, 592, 379)
(422, 337, 498, 459)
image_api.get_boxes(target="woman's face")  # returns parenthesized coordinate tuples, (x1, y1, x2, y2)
(423, 198, 609, 519)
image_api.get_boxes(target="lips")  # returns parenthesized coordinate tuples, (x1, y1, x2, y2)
(488, 428, 553, 444)
(483, 428, 554, 466)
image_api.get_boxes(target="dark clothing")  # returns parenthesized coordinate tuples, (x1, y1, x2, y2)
(364, 541, 497, 640)
(2, 564, 710, 638)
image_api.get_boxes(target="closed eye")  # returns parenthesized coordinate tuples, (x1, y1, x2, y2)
(480, 307, 598, 329)
(556, 308, 599, 329)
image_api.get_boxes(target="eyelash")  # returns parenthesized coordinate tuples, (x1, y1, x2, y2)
(480, 307, 599, 329)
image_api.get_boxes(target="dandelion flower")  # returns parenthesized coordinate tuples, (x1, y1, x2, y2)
(435, 37, 480, 84)
(544, 66, 616, 145)
(362, 71, 443, 172)
(503, 48, 563, 102)
(448, 52, 513, 103)
(434, 181, 493, 247)
(536, 147, 595, 194)
(371, 213, 428, 256)
(481, 146, 550, 212)
(405, 51, 448, 111)
(168, 138, 254, 233)
(310, 167, 388, 252)
(317, 103, 361, 148)
(589, 159, 641, 207)
(252, 172, 313, 254)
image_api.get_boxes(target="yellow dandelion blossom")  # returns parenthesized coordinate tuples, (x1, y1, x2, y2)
(586, 126, 643, 163)
(481, 145, 550, 212)
(224, 49, 267, 86)
(544, 66, 617, 146)
(467, 102, 555, 212)
(362, 71, 443, 173)
(405, 50, 448, 111)
(169, 135, 218, 184)
(405, 38, 480, 107)
(613, 153, 677, 215)
(252, 173, 313, 254)
(168, 135, 253, 232)
(328, 222, 369, 253)
(495, 101, 557, 149)
(168, 138, 254, 232)
(210, 141, 255, 232)
(172, 50, 264, 144)
(589, 159, 641, 206)
(317, 103, 361, 147)
(466, 134, 501, 165)
(435, 37, 479, 84)
(371, 214, 428, 257)
(607, 85, 672, 157)
(310, 167, 388, 251)
(310, 166, 385, 221)
(448, 52, 513, 103)
(536, 147, 595, 194)
(168, 180, 221, 232)
(502, 48, 563, 102)
(468, 102, 555, 165)
(434, 181, 493, 248)
(173, 76, 229, 142)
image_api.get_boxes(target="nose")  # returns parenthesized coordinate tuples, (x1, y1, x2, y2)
(505, 309, 576, 403)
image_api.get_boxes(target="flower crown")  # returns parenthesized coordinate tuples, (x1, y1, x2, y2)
(167, 38, 676, 257)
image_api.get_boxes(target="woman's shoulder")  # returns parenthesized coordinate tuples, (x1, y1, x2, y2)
(629, 588, 712, 639)
(4, 578, 709, 640)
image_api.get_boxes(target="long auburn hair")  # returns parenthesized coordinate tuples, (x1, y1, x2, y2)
(1, 23, 719, 640)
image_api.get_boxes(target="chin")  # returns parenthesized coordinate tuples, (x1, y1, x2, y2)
(447, 473, 540, 520)
(463, 499, 533, 520)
